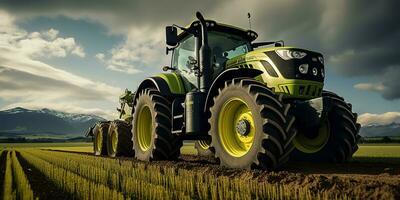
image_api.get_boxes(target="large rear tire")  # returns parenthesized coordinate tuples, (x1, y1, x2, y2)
(107, 120, 134, 157)
(208, 78, 296, 170)
(93, 122, 109, 156)
(291, 91, 361, 162)
(132, 89, 182, 161)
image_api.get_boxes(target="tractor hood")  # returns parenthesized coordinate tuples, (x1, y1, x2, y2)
(225, 47, 325, 99)
(227, 46, 325, 82)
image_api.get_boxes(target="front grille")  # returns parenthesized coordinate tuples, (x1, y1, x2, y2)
(278, 84, 322, 98)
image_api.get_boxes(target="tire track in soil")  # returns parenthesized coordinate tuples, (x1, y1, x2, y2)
(16, 152, 73, 200)
(46, 149, 400, 199)
(0, 151, 7, 198)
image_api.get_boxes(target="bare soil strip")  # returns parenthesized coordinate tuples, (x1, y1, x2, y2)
(47, 149, 400, 199)
(0, 151, 6, 198)
(16, 152, 73, 200)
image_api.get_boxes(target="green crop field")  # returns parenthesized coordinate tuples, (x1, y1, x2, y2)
(2, 142, 400, 161)
(1, 143, 399, 199)
(0, 149, 348, 200)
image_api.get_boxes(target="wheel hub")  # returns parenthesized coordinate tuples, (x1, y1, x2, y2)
(236, 119, 250, 136)
(218, 98, 255, 157)
(293, 119, 330, 153)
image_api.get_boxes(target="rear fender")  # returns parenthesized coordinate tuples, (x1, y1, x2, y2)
(132, 73, 185, 113)
(203, 68, 263, 112)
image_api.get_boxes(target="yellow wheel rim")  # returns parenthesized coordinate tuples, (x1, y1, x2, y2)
(218, 98, 255, 157)
(198, 140, 210, 150)
(111, 129, 118, 153)
(293, 120, 330, 153)
(136, 105, 152, 152)
(95, 130, 102, 152)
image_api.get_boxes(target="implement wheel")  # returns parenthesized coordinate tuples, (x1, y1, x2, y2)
(291, 91, 361, 162)
(107, 120, 134, 157)
(93, 122, 109, 156)
(209, 78, 296, 170)
(195, 140, 214, 157)
(132, 89, 182, 161)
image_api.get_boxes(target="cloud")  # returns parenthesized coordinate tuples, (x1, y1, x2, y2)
(353, 66, 400, 100)
(358, 112, 400, 126)
(0, 10, 121, 119)
(354, 83, 385, 92)
(17, 29, 86, 58)
(96, 27, 168, 74)
(0, 0, 400, 99)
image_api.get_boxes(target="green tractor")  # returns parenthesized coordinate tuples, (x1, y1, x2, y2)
(91, 12, 360, 169)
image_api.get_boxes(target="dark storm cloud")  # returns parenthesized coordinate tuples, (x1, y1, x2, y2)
(381, 66, 400, 100)
(0, 0, 224, 32)
(1, 0, 399, 99)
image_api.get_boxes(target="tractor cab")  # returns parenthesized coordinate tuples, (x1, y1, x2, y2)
(169, 21, 257, 90)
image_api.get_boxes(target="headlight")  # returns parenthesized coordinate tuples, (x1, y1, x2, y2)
(312, 67, 318, 76)
(298, 64, 309, 74)
(318, 56, 324, 64)
(276, 49, 307, 60)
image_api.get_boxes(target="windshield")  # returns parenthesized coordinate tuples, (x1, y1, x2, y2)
(209, 31, 250, 72)
(209, 31, 250, 58)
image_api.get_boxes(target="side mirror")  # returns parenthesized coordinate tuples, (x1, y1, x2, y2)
(166, 26, 178, 46)
(162, 66, 174, 71)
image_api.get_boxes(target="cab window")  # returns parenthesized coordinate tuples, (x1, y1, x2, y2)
(172, 36, 196, 74)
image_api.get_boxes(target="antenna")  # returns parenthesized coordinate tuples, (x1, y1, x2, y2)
(247, 12, 252, 30)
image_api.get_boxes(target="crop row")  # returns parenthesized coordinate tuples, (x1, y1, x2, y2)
(1, 150, 35, 200)
(20, 150, 349, 200)
(19, 151, 124, 200)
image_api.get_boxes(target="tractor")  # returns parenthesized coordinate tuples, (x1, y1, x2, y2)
(89, 12, 360, 170)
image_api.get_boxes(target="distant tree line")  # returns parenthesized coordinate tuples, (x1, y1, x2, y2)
(359, 136, 400, 144)
(0, 137, 92, 143)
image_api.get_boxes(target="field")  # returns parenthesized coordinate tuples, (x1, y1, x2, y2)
(0, 143, 399, 199)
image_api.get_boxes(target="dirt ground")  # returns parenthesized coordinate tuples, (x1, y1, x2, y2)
(169, 155, 400, 199)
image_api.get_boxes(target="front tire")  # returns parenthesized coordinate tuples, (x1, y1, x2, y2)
(93, 122, 109, 156)
(291, 91, 361, 162)
(209, 78, 296, 170)
(132, 89, 182, 161)
(107, 120, 134, 157)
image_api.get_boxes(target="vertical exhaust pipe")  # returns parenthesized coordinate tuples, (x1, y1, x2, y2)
(185, 12, 212, 135)
(196, 12, 212, 92)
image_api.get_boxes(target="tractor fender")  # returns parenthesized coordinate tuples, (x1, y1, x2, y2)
(132, 73, 185, 112)
(203, 68, 263, 112)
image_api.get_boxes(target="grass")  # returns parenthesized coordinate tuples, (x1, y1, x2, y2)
(354, 144, 400, 157)
(0, 142, 199, 154)
(0, 142, 91, 148)
(353, 144, 400, 164)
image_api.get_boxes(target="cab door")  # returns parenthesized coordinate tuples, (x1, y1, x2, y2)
(172, 35, 197, 91)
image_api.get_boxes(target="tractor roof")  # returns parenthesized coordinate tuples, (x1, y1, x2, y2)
(177, 20, 258, 42)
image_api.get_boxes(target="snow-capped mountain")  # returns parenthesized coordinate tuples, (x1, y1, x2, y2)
(0, 107, 106, 136)
(359, 122, 400, 137)
(38, 108, 104, 123)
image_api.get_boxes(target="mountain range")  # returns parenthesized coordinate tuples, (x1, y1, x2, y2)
(0, 107, 105, 138)
(359, 122, 400, 137)
(0, 107, 399, 138)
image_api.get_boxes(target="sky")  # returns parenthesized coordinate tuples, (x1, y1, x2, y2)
(0, 0, 399, 125)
